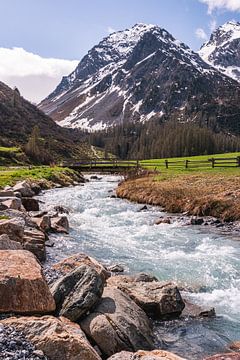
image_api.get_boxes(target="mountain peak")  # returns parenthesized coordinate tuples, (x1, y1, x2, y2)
(199, 21, 240, 82)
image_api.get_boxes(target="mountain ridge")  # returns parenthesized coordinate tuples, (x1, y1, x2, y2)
(39, 22, 240, 135)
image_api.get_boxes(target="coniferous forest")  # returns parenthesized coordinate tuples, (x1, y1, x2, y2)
(90, 119, 240, 159)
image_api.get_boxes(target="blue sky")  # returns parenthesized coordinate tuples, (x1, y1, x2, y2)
(0, 0, 239, 102)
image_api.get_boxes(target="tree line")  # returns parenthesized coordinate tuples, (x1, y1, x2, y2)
(90, 120, 240, 159)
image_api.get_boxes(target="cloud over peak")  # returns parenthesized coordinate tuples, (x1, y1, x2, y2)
(200, 0, 240, 13)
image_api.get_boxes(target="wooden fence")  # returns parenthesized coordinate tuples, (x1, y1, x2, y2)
(61, 156, 240, 171)
(143, 156, 240, 169)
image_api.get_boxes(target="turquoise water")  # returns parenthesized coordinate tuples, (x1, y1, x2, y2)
(41, 175, 240, 359)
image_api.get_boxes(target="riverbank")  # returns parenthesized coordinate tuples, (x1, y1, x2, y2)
(116, 172, 240, 222)
(0, 166, 84, 189)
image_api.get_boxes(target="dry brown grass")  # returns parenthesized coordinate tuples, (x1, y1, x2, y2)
(116, 173, 240, 221)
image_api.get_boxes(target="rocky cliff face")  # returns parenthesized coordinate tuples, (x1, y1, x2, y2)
(39, 23, 240, 134)
(199, 21, 240, 82)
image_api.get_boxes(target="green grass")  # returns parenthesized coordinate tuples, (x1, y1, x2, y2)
(140, 152, 240, 175)
(0, 146, 21, 153)
(0, 166, 75, 188)
(0, 215, 10, 220)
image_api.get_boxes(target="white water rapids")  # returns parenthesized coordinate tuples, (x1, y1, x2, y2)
(41, 175, 240, 359)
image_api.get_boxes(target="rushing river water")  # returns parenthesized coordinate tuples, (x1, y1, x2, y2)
(41, 175, 240, 360)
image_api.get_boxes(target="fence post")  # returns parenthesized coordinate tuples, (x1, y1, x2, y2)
(211, 158, 215, 168)
(185, 160, 189, 169)
(165, 160, 168, 169)
(237, 156, 240, 167)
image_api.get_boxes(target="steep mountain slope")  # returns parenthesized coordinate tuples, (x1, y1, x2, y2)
(199, 21, 240, 82)
(0, 81, 92, 162)
(40, 23, 240, 135)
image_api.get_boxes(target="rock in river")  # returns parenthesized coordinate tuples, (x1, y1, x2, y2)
(0, 233, 23, 250)
(80, 287, 154, 357)
(51, 264, 104, 321)
(0, 316, 101, 360)
(0, 250, 55, 314)
(107, 275, 185, 319)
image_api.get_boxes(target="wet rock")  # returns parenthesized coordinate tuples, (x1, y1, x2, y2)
(0, 250, 55, 314)
(80, 287, 154, 357)
(53, 205, 70, 214)
(0, 234, 23, 250)
(50, 215, 69, 233)
(51, 264, 104, 321)
(90, 176, 102, 180)
(31, 215, 51, 232)
(155, 217, 172, 225)
(1, 316, 101, 360)
(29, 210, 48, 218)
(108, 264, 125, 273)
(53, 252, 110, 280)
(138, 205, 148, 212)
(110, 195, 117, 198)
(23, 228, 46, 261)
(13, 181, 35, 197)
(107, 350, 187, 360)
(181, 300, 215, 318)
(107, 275, 185, 319)
(22, 197, 40, 211)
(190, 217, 204, 225)
(204, 354, 240, 359)
(0, 218, 24, 243)
(134, 273, 158, 282)
(30, 183, 42, 195)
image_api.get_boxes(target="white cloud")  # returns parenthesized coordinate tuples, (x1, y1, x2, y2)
(209, 18, 218, 31)
(195, 28, 208, 40)
(200, 0, 240, 13)
(107, 26, 116, 34)
(0, 47, 78, 103)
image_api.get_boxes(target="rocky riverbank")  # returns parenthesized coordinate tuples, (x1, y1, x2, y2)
(0, 176, 239, 360)
(116, 172, 240, 227)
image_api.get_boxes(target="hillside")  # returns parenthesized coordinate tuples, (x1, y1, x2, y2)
(40, 23, 240, 135)
(0, 81, 92, 163)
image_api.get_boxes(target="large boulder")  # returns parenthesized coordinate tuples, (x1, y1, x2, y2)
(80, 287, 154, 357)
(107, 275, 185, 319)
(107, 350, 187, 360)
(22, 197, 40, 211)
(23, 228, 46, 261)
(0, 250, 55, 314)
(13, 181, 35, 197)
(51, 264, 104, 321)
(0, 234, 23, 250)
(53, 253, 110, 280)
(0, 316, 101, 360)
(51, 215, 69, 233)
(0, 217, 24, 243)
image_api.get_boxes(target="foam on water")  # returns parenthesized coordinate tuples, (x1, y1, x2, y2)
(41, 175, 240, 359)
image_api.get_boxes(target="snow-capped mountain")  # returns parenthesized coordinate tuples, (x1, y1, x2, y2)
(199, 21, 240, 82)
(40, 23, 240, 134)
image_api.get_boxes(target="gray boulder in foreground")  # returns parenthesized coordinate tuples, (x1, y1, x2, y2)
(51, 264, 104, 321)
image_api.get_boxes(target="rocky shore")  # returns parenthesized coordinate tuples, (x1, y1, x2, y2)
(0, 176, 239, 360)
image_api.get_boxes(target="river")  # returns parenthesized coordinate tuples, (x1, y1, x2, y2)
(40, 175, 240, 360)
